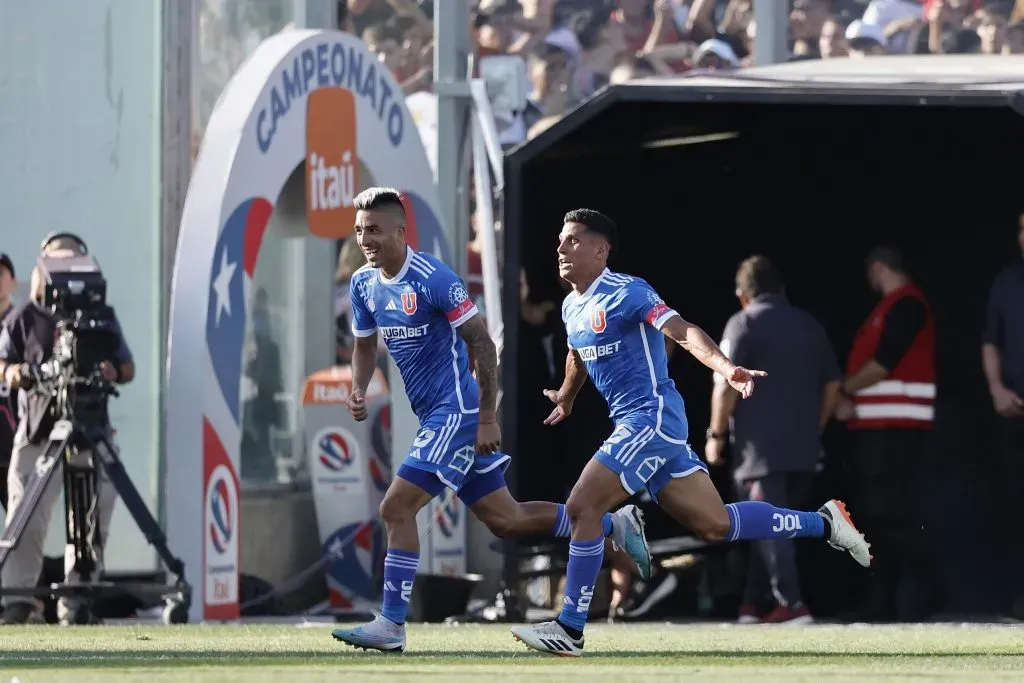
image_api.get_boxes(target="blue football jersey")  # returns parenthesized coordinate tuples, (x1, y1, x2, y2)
(562, 268, 689, 440)
(350, 247, 480, 419)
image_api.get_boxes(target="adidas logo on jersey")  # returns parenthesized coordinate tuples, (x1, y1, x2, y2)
(386, 299, 397, 311)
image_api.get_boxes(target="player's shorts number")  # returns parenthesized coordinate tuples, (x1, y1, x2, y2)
(607, 425, 632, 446)
(413, 429, 436, 448)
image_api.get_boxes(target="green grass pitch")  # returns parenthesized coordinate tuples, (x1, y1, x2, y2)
(0, 622, 1022, 682)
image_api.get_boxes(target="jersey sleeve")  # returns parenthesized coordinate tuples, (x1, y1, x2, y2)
(627, 280, 678, 330)
(349, 276, 378, 338)
(429, 264, 478, 328)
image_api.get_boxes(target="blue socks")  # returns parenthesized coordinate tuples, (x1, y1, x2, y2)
(381, 549, 419, 625)
(724, 502, 826, 542)
(553, 504, 613, 538)
(558, 537, 605, 633)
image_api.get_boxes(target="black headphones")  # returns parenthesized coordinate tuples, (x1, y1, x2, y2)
(40, 231, 89, 255)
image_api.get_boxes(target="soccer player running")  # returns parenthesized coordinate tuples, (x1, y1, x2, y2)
(331, 190, 651, 653)
(511, 210, 872, 657)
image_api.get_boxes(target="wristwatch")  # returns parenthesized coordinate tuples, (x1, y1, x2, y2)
(706, 427, 725, 441)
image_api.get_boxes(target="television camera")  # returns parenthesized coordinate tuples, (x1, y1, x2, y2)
(0, 252, 192, 624)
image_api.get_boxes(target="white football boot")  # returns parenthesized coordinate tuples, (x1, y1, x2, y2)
(511, 620, 584, 657)
(332, 613, 407, 653)
(819, 499, 872, 567)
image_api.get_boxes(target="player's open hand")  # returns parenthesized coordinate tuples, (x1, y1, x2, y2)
(476, 419, 501, 455)
(542, 389, 573, 425)
(727, 366, 767, 399)
(346, 389, 367, 421)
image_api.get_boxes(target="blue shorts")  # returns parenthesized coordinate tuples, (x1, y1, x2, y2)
(396, 411, 510, 507)
(594, 420, 708, 502)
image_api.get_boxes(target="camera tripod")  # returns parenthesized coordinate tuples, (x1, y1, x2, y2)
(0, 418, 191, 624)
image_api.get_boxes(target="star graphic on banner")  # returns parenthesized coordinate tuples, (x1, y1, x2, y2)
(212, 247, 237, 327)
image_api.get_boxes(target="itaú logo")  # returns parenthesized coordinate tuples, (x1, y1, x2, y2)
(305, 86, 359, 239)
(308, 150, 355, 213)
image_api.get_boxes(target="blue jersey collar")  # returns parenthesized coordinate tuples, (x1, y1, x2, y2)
(577, 268, 609, 300)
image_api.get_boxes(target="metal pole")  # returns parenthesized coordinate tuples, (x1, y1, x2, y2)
(159, 0, 195, 545)
(753, 1, 788, 66)
(434, 0, 472, 276)
(294, 0, 336, 29)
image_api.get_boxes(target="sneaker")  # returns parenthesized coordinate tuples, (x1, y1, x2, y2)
(511, 620, 584, 657)
(610, 504, 653, 581)
(819, 499, 872, 567)
(736, 603, 761, 624)
(763, 603, 814, 625)
(331, 614, 407, 653)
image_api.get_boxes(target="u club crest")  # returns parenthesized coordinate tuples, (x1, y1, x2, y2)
(401, 292, 417, 315)
(590, 307, 606, 333)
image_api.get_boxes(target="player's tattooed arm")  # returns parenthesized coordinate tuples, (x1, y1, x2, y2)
(457, 315, 499, 420)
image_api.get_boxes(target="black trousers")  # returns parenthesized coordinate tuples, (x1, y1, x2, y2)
(997, 418, 1024, 599)
(846, 427, 940, 620)
(737, 472, 815, 608)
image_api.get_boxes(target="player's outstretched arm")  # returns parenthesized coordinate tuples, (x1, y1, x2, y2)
(346, 333, 378, 421)
(660, 315, 766, 399)
(543, 350, 587, 425)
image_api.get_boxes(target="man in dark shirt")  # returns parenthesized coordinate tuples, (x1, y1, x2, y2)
(835, 246, 941, 622)
(981, 214, 1024, 618)
(707, 256, 841, 624)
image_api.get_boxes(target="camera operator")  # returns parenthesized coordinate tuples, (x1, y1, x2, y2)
(0, 253, 17, 511)
(0, 239, 134, 625)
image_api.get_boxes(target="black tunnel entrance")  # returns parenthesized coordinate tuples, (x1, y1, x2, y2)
(502, 82, 1024, 617)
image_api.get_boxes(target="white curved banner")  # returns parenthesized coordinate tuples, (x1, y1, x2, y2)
(165, 28, 446, 623)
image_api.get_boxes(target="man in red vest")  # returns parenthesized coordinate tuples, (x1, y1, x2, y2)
(834, 246, 942, 622)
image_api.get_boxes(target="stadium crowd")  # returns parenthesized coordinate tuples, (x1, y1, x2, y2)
(337, 0, 1024, 142)
(196, 0, 1024, 155)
